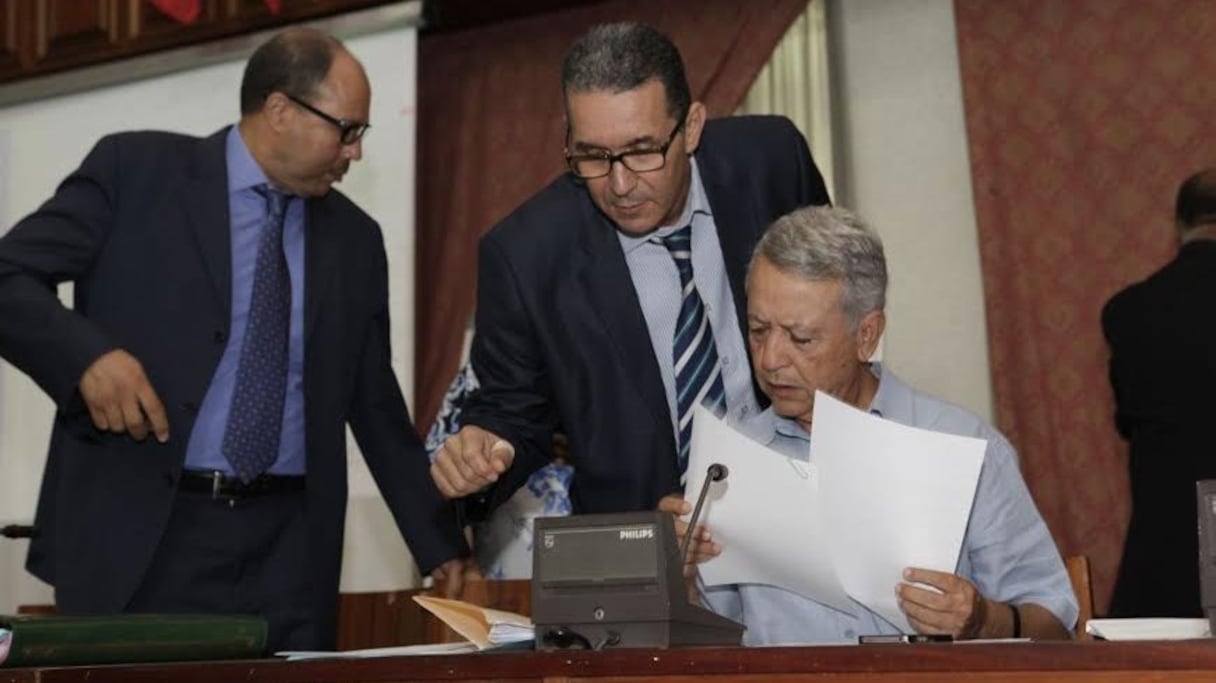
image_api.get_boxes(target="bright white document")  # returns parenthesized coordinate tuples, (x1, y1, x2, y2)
(685, 405, 853, 614)
(685, 392, 985, 630)
(812, 391, 985, 630)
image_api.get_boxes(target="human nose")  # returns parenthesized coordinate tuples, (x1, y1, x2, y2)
(756, 334, 788, 373)
(608, 158, 637, 196)
(343, 138, 363, 161)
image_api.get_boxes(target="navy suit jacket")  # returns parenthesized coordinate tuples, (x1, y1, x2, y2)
(461, 116, 830, 515)
(1103, 240, 1216, 617)
(0, 128, 465, 646)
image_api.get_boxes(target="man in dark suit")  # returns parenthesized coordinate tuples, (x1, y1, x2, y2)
(0, 28, 465, 651)
(1104, 168, 1216, 617)
(430, 23, 830, 528)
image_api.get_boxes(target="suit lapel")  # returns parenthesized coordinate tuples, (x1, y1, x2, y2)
(575, 200, 672, 430)
(182, 129, 233, 318)
(304, 198, 340, 344)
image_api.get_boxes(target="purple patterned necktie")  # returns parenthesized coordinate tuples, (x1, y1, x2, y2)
(222, 185, 291, 483)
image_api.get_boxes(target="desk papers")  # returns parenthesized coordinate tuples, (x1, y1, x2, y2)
(685, 392, 985, 630)
(412, 596, 533, 650)
(277, 642, 479, 660)
(1086, 618, 1211, 641)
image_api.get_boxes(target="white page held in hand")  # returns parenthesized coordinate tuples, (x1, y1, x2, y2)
(812, 391, 985, 631)
(684, 405, 853, 615)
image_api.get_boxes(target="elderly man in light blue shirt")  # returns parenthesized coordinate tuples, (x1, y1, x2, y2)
(685, 205, 1076, 644)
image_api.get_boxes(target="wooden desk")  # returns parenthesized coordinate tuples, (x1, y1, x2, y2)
(5, 640, 1216, 683)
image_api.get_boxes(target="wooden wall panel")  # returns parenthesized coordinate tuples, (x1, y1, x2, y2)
(0, 1, 27, 81)
(33, 0, 120, 67)
(0, 0, 395, 86)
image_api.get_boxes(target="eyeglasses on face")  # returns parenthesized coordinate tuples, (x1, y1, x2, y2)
(565, 119, 684, 180)
(285, 93, 370, 146)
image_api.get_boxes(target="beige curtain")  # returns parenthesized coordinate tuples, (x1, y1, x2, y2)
(736, 0, 835, 200)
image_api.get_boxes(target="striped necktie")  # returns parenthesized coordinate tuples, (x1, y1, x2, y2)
(222, 184, 291, 483)
(652, 225, 727, 474)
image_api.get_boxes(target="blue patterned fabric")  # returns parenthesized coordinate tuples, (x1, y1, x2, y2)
(425, 363, 572, 578)
(222, 185, 290, 483)
(651, 225, 727, 473)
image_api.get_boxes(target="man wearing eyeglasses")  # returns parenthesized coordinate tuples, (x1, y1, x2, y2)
(0, 28, 465, 652)
(431, 23, 830, 526)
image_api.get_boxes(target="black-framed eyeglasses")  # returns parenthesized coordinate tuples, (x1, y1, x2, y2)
(565, 119, 684, 180)
(285, 94, 370, 146)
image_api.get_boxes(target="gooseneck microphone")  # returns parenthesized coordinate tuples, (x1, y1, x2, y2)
(679, 463, 729, 566)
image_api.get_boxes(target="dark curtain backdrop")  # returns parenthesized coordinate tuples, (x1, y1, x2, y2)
(414, 0, 811, 431)
(954, 0, 1216, 613)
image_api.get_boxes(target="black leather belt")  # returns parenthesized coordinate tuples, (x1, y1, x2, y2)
(179, 470, 305, 499)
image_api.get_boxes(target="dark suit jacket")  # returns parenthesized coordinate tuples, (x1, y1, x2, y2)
(0, 128, 465, 646)
(462, 116, 830, 514)
(1103, 240, 1216, 617)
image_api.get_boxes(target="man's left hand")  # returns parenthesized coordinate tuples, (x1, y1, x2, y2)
(897, 567, 987, 639)
(430, 557, 477, 599)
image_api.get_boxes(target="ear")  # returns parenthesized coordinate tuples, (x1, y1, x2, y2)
(682, 101, 707, 155)
(855, 310, 886, 361)
(262, 92, 294, 134)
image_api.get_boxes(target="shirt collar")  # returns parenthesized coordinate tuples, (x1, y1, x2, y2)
(617, 157, 712, 255)
(763, 362, 906, 443)
(867, 361, 919, 423)
(225, 125, 271, 195)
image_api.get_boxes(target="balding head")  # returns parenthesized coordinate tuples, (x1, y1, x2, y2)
(240, 27, 346, 115)
(1176, 168, 1216, 243)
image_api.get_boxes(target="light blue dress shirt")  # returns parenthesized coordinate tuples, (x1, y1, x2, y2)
(702, 363, 1078, 645)
(617, 158, 760, 454)
(183, 126, 307, 475)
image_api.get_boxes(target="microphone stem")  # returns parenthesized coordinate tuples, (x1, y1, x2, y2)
(679, 474, 716, 566)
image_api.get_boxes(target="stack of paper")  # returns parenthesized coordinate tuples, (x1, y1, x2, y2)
(412, 595, 533, 649)
(1085, 618, 1210, 641)
(277, 642, 478, 661)
(685, 392, 986, 631)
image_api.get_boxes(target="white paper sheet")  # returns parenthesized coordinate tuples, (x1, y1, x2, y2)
(812, 391, 985, 631)
(276, 642, 478, 661)
(1085, 618, 1211, 641)
(685, 405, 853, 614)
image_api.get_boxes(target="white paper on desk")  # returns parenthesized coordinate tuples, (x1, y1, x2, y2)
(684, 405, 854, 615)
(1085, 618, 1211, 641)
(812, 391, 985, 631)
(276, 641, 479, 660)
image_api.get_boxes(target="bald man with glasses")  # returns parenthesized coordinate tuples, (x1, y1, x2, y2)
(0, 28, 465, 652)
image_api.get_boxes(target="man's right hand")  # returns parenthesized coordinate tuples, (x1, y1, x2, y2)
(430, 425, 515, 498)
(78, 349, 169, 443)
(657, 494, 721, 574)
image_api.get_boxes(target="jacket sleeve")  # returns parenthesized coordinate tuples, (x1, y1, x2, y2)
(0, 136, 119, 407)
(460, 229, 558, 516)
(347, 231, 469, 572)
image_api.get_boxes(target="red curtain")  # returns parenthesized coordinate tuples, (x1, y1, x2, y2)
(414, 0, 810, 431)
(954, 0, 1216, 612)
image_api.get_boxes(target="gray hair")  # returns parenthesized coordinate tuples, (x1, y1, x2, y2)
(560, 22, 691, 121)
(751, 206, 888, 324)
